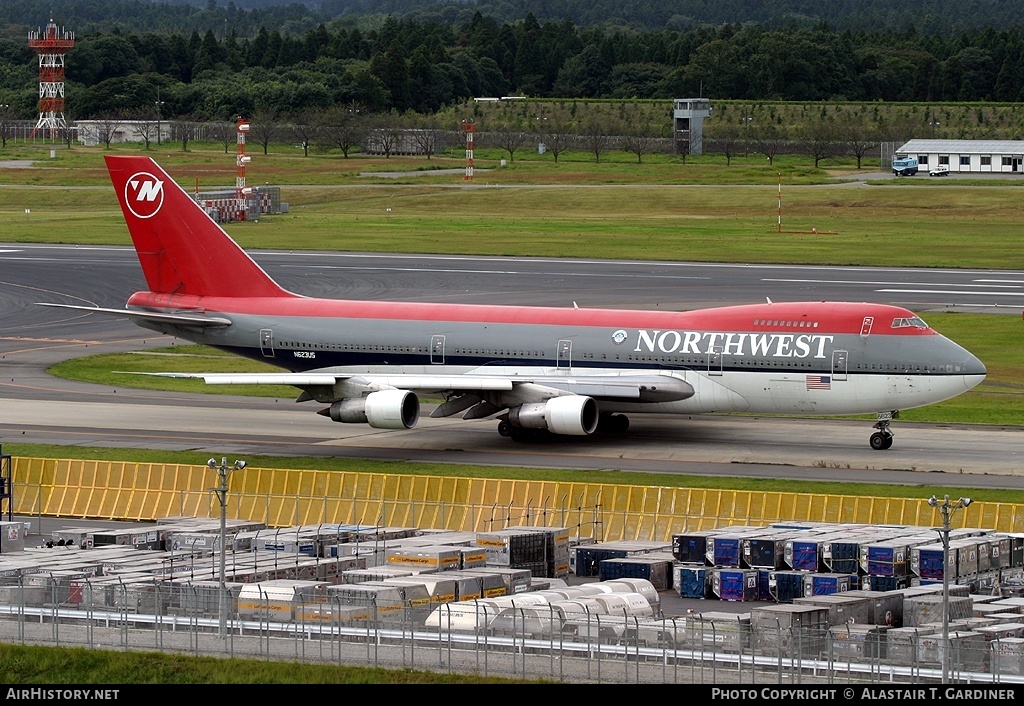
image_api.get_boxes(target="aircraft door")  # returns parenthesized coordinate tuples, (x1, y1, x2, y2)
(860, 316, 874, 337)
(832, 349, 848, 381)
(707, 346, 723, 376)
(556, 339, 572, 369)
(430, 335, 445, 364)
(259, 328, 275, 358)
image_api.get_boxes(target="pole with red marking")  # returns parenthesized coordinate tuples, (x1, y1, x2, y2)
(462, 119, 475, 180)
(236, 117, 251, 221)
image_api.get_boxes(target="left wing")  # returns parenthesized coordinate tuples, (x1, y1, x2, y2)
(133, 370, 695, 410)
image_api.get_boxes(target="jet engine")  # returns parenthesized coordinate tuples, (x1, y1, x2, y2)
(507, 396, 599, 436)
(325, 389, 420, 429)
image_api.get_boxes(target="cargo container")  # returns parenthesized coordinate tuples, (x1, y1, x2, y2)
(90, 524, 163, 550)
(686, 611, 753, 653)
(236, 579, 330, 621)
(803, 572, 853, 596)
(829, 623, 889, 659)
(385, 545, 463, 572)
(785, 536, 829, 572)
(860, 535, 933, 577)
(50, 527, 112, 549)
(822, 537, 864, 575)
(794, 593, 874, 627)
(904, 594, 974, 627)
(706, 533, 747, 568)
(712, 568, 758, 602)
(585, 591, 655, 619)
(768, 570, 808, 603)
(442, 570, 505, 598)
(323, 583, 406, 619)
(842, 589, 904, 627)
(862, 574, 913, 592)
(742, 530, 799, 570)
(600, 578, 661, 613)
(675, 564, 710, 598)
(750, 604, 827, 656)
(378, 573, 454, 602)
(423, 599, 504, 631)
(672, 531, 716, 564)
(365, 579, 433, 610)
(885, 626, 934, 664)
(918, 630, 986, 670)
(598, 556, 672, 590)
(457, 567, 531, 594)
(992, 637, 1024, 675)
(571, 541, 671, 578)
(476, 529, 547, 568)
(975, 622, 1024, 642)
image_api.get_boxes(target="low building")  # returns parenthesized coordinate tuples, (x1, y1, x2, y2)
(895, 139, 1024, 175)
(75, 120, 171, 146)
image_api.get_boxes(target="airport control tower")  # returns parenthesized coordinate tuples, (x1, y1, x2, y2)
(673, 98, 712, 156)
(28, 17, 74, 138)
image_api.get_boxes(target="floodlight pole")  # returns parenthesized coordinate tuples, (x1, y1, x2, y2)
(210, 456, 246, 639)
(929, 493, 972, 683)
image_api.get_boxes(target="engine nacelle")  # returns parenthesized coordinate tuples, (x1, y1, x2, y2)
(327, 390, 420, 429)
(508, 396, 599, 436)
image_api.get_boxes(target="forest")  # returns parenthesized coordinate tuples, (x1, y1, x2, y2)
(0, 1, 1022, 133)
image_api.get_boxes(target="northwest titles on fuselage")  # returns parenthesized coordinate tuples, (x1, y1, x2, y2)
(629, 330, 836, 359)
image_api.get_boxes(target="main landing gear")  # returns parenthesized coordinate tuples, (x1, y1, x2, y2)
(495, 413, 631, 441)
(870, 411, 898, 450)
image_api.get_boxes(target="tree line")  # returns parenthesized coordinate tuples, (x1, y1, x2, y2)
(3, 0, 1022, 36)
(1, 10, 1023, 130)
(26, 98, 1020, 172)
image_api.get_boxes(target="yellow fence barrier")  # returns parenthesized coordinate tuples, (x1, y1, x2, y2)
(10, 457, 1024, 540)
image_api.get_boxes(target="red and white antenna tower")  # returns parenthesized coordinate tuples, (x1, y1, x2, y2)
(462, 119, 475, 180)
(28, 17, 74, 139)
(236, 116, 251, 221)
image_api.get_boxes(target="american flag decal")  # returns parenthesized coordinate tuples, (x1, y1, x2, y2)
(806, 375, 831, 390)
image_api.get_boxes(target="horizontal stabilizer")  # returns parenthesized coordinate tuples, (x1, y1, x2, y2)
(37, 303, 232, 327)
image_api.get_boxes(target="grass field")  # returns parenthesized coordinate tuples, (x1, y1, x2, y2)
(0, 643, 538, 684)
(1, 143, 1022, 268)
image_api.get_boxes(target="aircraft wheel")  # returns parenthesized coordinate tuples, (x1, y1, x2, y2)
(598, 413, 630, 434)
(497, 420, 511, 437)
(870, 432, 892, 451)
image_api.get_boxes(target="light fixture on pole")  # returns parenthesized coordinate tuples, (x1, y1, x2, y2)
(209, 456, 246, 639)
(928, 493, 972, 683)
(154, 88, 165, 145)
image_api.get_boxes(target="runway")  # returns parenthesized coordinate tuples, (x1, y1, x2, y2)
(1, 244, 1022, 491)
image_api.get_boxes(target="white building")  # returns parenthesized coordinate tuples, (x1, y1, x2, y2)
(895, 139, 1024, 174)
(75, 120, 171, 147)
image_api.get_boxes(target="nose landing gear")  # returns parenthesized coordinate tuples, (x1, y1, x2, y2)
(870, 411, 897, 450)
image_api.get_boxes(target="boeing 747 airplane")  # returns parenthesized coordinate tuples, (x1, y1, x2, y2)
(41, 156, 987, 450)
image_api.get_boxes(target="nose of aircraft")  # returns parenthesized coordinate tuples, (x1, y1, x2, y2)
(960, 347, 987, 390)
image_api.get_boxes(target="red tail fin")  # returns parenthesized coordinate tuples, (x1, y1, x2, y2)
(105, 155, 291, 298)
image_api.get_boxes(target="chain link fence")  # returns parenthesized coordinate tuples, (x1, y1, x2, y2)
(3, 577, 1024, 684)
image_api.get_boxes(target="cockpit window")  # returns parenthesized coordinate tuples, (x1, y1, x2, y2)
(891, 316, 928, 329)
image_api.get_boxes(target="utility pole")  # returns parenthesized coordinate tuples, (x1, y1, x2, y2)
(209, 456, 246, 638)
(928, 494, 972, 683)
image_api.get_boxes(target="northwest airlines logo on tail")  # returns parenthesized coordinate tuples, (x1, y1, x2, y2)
(124, 172, 165, 219)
